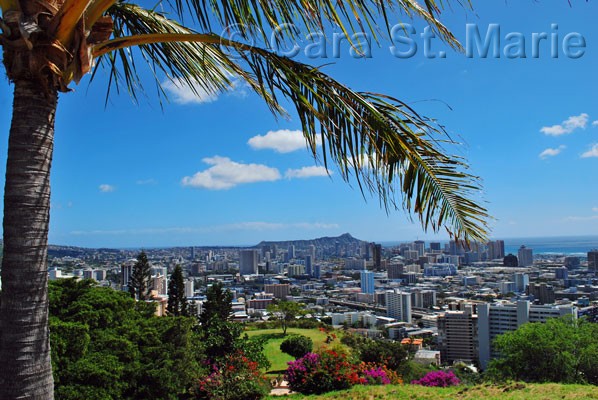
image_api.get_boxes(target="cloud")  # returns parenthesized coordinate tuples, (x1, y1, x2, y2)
(539, 145, 565, 159)
(162, 78, 220, 104)
(285, 166, 330, 179)
(592, 207, 598, 213)
(563, 215, 598, 222)
(540, 113, 589, 136)
(592, 120, 598, 127)
(248, 129, 320, 153)
(181, 156, 281, 190)
(99, 184, 115, 193)
(70, 221, 339, 236)
(581, 143, 598, 158)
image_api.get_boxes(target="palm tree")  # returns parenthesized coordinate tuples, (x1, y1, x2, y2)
(0, 0, 488, 398)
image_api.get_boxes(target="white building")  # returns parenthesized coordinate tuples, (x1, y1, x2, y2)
(385, 290, 412, 323)
(517, 246, 533, 267)
(478, 300, 577, 368)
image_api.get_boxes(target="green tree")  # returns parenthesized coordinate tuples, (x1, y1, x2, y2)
(486, 316, 598, 385)
(0, 1, 490, 397)
(167, 265, 189, 316)
(49, 279, 201, 399)
(129, 251, 152, 300)
(267, 301, 304, 335)
(280, 335, 313, 359)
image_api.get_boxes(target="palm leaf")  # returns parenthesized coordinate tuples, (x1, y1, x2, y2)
(93, 14, 489, 241)
(168, 0, 467, 51)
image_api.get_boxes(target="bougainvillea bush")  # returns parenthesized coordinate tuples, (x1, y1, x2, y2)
(411, 370, 460, 387)
(192, 351, 271, 400)
(285, 350, 399, 395)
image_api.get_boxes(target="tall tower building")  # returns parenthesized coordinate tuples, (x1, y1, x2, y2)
(385, 290, 412, 322)
(588, 250, 598, 272)
(288, 245, 296, 260)
(518, 245, 533, 267)
(413, 240, 425, 257)
(360, 270, 375, 294)
(305, 255, 313, 277)
(239, 249, 258, 275)
(437, 304, 478, 364)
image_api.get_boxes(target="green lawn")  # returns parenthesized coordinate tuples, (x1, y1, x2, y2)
(246, 328, 344, 374)
(267, 382, 598, 399)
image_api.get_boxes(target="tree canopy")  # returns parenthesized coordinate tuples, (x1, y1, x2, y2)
(486, 317, 598, 385)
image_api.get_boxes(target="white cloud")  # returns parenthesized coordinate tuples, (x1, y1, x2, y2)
(162, 74, 249, 105)
(539, 145, 565, 159)
(248, 129, 320, 153)
(181, 156, 281, 190)
(540, 113, 589, 136)
(70, 221, 339, 235)
(99, 184, 115, 193)
(563, 215, 598, 222)
(593, 120, 598, 127)
(285, 166, 330, 179)
(581, 143, 598, 158)
(592, 207, 598, 213)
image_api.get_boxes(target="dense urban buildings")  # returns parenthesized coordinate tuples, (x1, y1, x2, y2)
(43, 233, 598, 371)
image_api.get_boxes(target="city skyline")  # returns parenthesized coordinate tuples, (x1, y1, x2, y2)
(0, 1, 596, 248)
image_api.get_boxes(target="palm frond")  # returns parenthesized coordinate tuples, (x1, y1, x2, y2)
(93, 23, 489, 241)
(168, 0, 467, 51)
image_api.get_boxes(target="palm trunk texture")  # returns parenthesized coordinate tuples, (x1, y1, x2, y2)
(0, 80, 57, 399)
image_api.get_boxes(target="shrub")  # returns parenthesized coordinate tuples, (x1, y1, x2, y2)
(193, 351, 270, 400)
(411, 370, 460, 387)
(280, 335, 313, 359)
(285, 351, 399, 395)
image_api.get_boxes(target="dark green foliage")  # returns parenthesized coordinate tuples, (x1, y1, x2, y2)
(129, 251, 152, 300)
(486, 316, 598, 385)
(280, 335, 313, 359)
(167, 265, 189, 316)
(49, 279, 200, 399)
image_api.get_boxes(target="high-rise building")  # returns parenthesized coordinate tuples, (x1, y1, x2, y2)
(239, 249, 258, 275)
(387, 263, 404, 280)
(413, 240, 425, 257)
(288, 245, 296, 260)
(371, 243, 382, 268)
(385, 290, 411, 323)
(512, 273, 529, 293)
(487, 240, 505, 260)
(517, 245, 533, 267)
(309, 244, 316, 260)
(430, 242, 441, 251)
(563, 256, 580, 269)
(437, 304, 478, 365)
(503, 254, 518, 267)
(478, 301, 577, 368)
(120, 261, 135, 291)
(588, 250, 598, 272)
(184, 279, 194, 298)
(527, 283, 555, 304)
(360, 270, 375, 294)
(411, 289, 437, 308)
(265, 284, 290, 300)
(555, 266, 569, 280)
(305, 255, 313, 277)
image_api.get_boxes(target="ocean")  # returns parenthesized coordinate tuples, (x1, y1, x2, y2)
(381, 235, 598, 257)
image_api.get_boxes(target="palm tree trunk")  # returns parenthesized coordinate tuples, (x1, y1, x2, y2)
(0, 80, 57, 399)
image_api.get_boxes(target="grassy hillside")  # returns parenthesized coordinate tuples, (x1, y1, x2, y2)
(246, 328, 346, 373)
(267, 382, 598, 399)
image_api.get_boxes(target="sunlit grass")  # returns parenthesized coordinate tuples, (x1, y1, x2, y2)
(245, 328, 346, 374)
(266, 382, 598, 399)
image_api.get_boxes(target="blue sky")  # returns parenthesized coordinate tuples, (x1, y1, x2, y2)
(0, 1, 597, 247)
